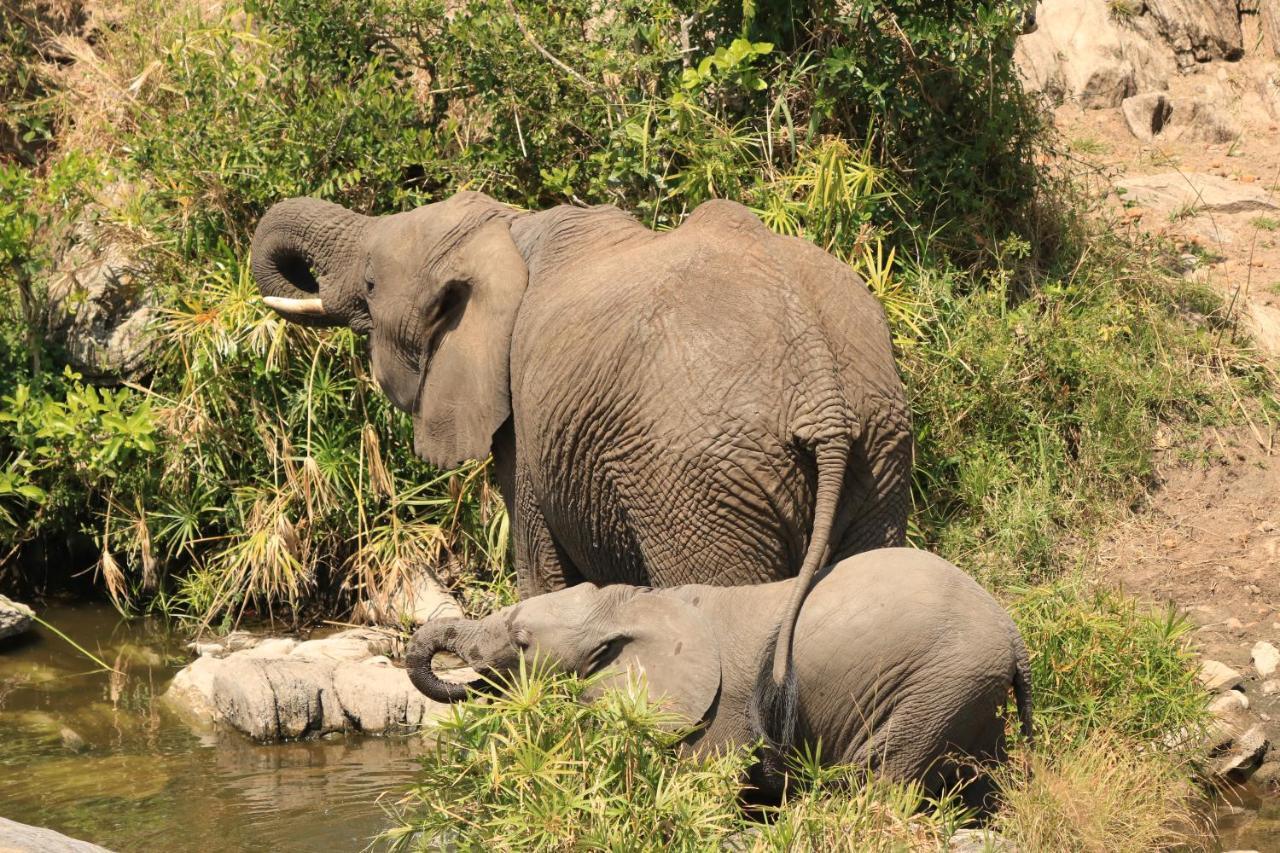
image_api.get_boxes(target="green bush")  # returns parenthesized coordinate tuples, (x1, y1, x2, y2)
(385, 664, 967, 851)
(1012, 582, 1207, 745)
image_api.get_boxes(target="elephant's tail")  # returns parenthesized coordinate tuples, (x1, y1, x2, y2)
(751, 435, 851, 786)
(1012, 631, 1034, 744)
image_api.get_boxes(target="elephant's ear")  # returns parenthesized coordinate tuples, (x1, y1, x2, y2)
(413, 219, 528, 468)
(591, 590, 721, 727)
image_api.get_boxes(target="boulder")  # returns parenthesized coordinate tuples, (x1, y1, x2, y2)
(1121, 91, 1174, 141)
(332, 656, 445, 733)
(947, 828, 1017, 852)
(1015, 0, 1171, 108)
(45, 184, 154, 382)
(1255, 758, 1280, 787)
(1144, 0, 1244, 66)
(211, 657, 346, 740)
(1259, 69, 1280, 120)
(1252, 641, 1280, 678)
(0, 594, 36, 641)
(0, 818, 113, 852)
(1197, 658, 1246, 691)
(1117, 173, 1279, 217)
(1119, 94, 1240, 143)
(1209, 689, 1249, 716)
(1210, 723, 1269, 780)
(164, 628, 449, 741)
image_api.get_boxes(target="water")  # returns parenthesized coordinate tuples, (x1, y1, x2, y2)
(0, 603, 425, 852)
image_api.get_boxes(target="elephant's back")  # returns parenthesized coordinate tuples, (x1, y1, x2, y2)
(794, 549, 1019, 776)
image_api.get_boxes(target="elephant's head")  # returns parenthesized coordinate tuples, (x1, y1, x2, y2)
(251, 191, 527, 468)
(405, 584, 721, 725)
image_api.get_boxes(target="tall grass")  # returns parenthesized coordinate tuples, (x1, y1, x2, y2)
(383, 663, 970, 852)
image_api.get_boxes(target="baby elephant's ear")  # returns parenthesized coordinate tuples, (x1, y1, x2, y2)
(594, 590, 721, 727)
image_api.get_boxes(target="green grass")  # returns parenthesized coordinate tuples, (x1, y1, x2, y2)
(384, 662, 970, 851)
(1252, 216, 1280, 232)
(1069, 135, 1110, 156)
(1012, 582, 1208, 744)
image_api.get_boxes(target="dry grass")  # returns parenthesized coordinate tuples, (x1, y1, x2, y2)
(993, 731, 1209, 852)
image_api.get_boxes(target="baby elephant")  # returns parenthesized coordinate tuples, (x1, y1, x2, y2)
(407, 548, 1032, 803)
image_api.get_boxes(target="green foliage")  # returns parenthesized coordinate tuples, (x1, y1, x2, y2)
(906, 230, 1250, 582)
(384, 664, 966, 851)
(1012, 582, 1207, 745)
(385, 664, 753, 850)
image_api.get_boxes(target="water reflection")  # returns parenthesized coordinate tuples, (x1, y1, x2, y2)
(0, 603, 424, 852)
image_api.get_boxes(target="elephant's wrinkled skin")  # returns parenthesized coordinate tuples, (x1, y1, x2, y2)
(252, 191, 912, 736)
(407, 548, 1034, 806)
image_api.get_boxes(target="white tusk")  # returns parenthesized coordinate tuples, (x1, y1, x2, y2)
(264, 295, 327, 316)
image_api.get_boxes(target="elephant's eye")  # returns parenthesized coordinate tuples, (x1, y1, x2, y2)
(365, 278, 376, 295)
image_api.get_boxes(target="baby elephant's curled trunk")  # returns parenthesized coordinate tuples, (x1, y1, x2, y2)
(405, 620, 486, 703)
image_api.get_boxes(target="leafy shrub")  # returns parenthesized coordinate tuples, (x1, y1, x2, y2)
(1012, 582, 1207, 745)
(384, 664, 967, 851)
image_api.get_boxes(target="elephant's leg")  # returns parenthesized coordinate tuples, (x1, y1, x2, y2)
(513, 469, 581, 598)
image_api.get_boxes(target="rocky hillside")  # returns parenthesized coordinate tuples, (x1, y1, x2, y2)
(1017, 0, 1280, 833)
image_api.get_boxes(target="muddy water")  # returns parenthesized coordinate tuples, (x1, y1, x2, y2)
(0, 603, 424, 852)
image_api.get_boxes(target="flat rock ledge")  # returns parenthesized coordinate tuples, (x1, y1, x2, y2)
(0, 594, 35, 641)
(0, 817, 113, 852)
(164, 629, 452, 741)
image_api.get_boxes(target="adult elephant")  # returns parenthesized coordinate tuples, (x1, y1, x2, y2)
(252, 191, 911, 706)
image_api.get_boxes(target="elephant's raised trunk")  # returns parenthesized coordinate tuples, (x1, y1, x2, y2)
(405, 620, 487, 703)
(251, 197, 371, 329)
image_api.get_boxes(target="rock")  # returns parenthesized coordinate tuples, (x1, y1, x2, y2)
(1209, 690, 1249, 716)
(1015, 0, 1170, 108)
(0, 817, 114, 852)
(947, 828, 1016, 852)
(352, 567, 463, 627)
(1117, 173, 1280, 217)
(1173, 98, 1241, 144)
(1261, 679, 1280, 696)
(1261, 0, 1280, 57)
(0, 594, 35, 641)
(1255, 759, 1280, 787)
(45, 183, 154, 382)
(332, 657, 442, 734)
(1253, 641, 1280, 678)
(1144, 0, 1243, 66)
(59, 726, 88, 752)
(188, 631, 262, 658)
(165, 654, 222, 722)
(1198, 658, 1245, 691)
(1122, 91, 1174, 141)
(211, 657, 346, 740)
(164, 628, 448, 741)
(241, 637, 298, 659)
(1211, 723, 1269, 780)
(1119, 94, 1240, 144)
